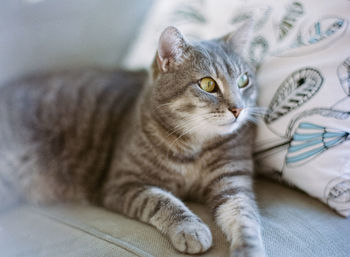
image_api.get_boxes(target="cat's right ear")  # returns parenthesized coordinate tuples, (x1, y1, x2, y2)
(156, 26, 189, 73)
(221, 19, 255, 54)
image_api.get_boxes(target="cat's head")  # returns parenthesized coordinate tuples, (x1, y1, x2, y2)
(149, 22, 260, 140)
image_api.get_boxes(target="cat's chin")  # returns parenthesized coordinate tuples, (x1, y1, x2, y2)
(194, 122, 241, 140)
(191, 119, 244, 140)
(217, 122, 242, 135)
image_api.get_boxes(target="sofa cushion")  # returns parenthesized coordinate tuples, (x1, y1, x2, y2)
(1, 178, 349, 257)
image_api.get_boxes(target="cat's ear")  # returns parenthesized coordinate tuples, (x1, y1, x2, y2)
(156, 26, 189, 73)
(221, 19, 255, 54)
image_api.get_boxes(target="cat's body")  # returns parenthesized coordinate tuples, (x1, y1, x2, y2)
(0, 69, 146, 205)
(0, 24, 266, 257)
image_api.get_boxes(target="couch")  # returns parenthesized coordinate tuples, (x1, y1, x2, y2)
(2, 178, 350, 257)
(1, 1, 349, 257)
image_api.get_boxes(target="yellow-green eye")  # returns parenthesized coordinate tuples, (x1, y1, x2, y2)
(199, 77, 217, 92)
(237, 73, 250, 88)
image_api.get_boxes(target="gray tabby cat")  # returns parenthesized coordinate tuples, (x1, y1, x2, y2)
(0, 22, 266, 257)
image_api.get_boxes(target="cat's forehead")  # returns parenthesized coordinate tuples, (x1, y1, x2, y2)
(190, 40, 245, 78)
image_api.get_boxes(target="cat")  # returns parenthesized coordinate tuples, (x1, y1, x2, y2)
(0, 21, 266, 257)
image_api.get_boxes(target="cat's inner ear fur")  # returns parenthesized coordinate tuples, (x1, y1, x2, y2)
(156, 26, 189, 73)
(221, 19, 255, 54)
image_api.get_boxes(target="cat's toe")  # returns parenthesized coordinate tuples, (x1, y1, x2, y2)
(169, 220, 213, 254)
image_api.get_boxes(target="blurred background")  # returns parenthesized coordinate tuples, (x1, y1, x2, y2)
(0, 0, 153, 85)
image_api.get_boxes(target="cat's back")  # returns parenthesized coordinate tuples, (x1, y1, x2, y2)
(0, 68, 147, 203)
(0, 68, 146, 142)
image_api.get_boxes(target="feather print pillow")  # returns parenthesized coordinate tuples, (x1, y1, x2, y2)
(122, 0, 350, 216)
(253, 1, 350, 217)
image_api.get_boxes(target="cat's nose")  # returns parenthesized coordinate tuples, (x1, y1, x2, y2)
(229, 108, 242, 118)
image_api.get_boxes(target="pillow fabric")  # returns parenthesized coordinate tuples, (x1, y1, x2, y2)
(122, 0, 350, 216)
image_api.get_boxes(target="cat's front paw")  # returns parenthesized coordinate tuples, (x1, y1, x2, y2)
(169, 219, 213, 254)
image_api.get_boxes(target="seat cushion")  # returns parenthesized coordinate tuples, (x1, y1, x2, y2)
(1, 178, 349, 257)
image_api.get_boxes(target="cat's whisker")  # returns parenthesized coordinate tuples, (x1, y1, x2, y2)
(245, 107, 268, 124)
(176, 114, 214, 138)
(165, 123, 203, 146)
(166, 115, 208, 159)
(246, 106, 268, 115)
(166, 120, 197, 138)
(166, 115, 208, 137)
(151, 103, 173, 113)
(167, 123, 203, 154)
(246, 115, 260, 124)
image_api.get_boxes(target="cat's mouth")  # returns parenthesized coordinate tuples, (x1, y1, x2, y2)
(217, 110, 244, 127)
(217, 110, 246, 127)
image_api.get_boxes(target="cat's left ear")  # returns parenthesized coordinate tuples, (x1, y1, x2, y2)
(220, 19, 255, 54)
(156, 26, 189, 73)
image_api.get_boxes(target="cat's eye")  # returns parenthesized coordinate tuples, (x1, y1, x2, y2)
(199, 77, 217, 93)
(237, 73, 250, 89)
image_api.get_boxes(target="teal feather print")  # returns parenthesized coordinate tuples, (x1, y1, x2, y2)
(278, 2, 304, 41)
(305, 17, 346, 44)
(286, 122, 350, 167)
(274, 16, 348, 57)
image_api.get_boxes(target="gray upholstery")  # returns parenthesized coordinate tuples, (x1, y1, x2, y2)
(1, 178, 349, 257)
(0, 0, 153, 85)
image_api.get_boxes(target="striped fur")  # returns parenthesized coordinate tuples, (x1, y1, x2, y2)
(0, 24, 266, 256)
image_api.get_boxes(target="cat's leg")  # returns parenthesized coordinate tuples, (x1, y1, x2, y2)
(205, 172, 266, 257)
(103, 183, 212, 254)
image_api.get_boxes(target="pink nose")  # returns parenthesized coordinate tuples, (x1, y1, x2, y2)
(230, 108, 242, 118)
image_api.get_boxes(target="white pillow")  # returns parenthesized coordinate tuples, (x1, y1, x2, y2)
(122, 0, 350, 217)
